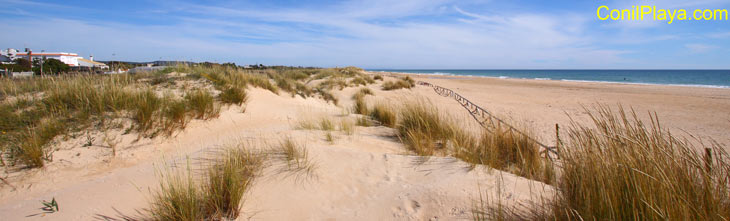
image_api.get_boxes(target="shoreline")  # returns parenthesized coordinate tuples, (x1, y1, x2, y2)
(372, 71, 730, 149)
(369, 70, 730, 89)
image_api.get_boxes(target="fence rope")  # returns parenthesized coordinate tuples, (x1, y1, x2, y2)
(416, 81, 559, 157)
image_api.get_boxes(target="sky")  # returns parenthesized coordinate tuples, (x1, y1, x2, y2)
(0, 0, 729, 69)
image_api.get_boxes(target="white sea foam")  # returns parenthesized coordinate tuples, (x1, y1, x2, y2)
(369, 70, 730, 89)
(559, 79, 730, 89)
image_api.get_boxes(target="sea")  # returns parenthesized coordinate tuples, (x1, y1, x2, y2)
(367, 69, 730, 89)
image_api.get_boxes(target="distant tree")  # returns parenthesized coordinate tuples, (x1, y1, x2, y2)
(14, 58, 32, 71)
(34, 59, 70, 75)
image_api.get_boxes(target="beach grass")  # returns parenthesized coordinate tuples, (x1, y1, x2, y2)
(219, 87, 248, 106)
(370, 103, 397, 128)
(382, 76, 415, 91)
(184, 89, 220, 120)
(340, 119, 355, 135)
(0, 64, 366, 169)
(396, 100, 456, 155)
(147, 144, 264, 220)
(270, 136, 316, 175)
(475, 105, 730, 220)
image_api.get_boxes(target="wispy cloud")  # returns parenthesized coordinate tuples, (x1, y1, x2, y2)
(685, 43, 717, 53)
(0, 0, 726, 68)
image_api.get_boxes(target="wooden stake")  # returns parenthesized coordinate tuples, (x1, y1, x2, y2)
(555, 123, 561, 158)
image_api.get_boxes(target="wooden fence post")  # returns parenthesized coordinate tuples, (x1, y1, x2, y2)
(555, 124, 561, 159)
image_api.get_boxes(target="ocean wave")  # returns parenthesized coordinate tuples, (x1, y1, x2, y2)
(370, 70, 730, 89)
(560, 79, 730, 89)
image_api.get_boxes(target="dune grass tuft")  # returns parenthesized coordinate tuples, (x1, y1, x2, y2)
(161, 98, 189, 136)
(370, 103, 397, 128)
(316, 89, 338, 105)
(185, 89, 220, 120)
(132, 89, 162, 133)
(319, 118, 335, 131)
(475, 105, 730, 220)
(454, 124, 552, 182)
(219, 87, 248, 106)
(270, 137, 316, 175)
(148, 144, 263, 221)
(14, 120, 65, 168)
(396, 100, 457, 155)
(148, 166, 204, 221)
(352, 96, 369, 116)
(382, 76, 415, 91)
(340, 119, 355, 135)
(203, 147, 263, 219)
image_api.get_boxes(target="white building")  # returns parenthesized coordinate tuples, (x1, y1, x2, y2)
(2, 48, 82, 66)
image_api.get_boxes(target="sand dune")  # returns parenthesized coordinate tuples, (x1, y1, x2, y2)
(2, 72, 727, 220)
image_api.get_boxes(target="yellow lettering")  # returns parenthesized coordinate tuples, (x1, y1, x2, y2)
(716, 9, 729, 20)
(704, 9, 713, 20)
(641, 6, 652, 20)
(676, 10, 687, 21)
(668, 9, 676, 24)
(621, 9, 632, 20)
(694, 9, 700, 20)
(597, 5, 610, 20)
(657, 9, 667, 20)
(611, 9, 621, 20)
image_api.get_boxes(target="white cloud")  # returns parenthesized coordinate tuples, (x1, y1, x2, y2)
(685, 43, 717, 53)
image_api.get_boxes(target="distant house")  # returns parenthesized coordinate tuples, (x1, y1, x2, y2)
(78, 57, 109, 69)
(2, 49, 82, 67)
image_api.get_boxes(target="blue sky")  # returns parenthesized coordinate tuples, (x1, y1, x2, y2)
(1, 0, 729, 69)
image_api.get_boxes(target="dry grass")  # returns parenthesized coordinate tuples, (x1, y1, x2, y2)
(1, 65, 370, 169)
(396, 100, 457, 156)
(476, 105, 730, 220)
(352, 95, 369, 115)
(319, 118, 335, 131)
(382, 76, 415, 91)
(356, 116, 373, 127)
(352, 88, 374, 115)
(270, 137, 316, 176)
(219, 87, 248, 106)
(370, 103, 397, 128)
(340, 119, 355, 135)
(147, 144, 264, 220)
(161, 97, 189, 136)
(454, 124, 553, 183)
(184, 89, 220, 120)
(148, 165, 204, 221)
(203, 147, 263, 219)
(325, 132, 335, 144)
(316, 89, 338, 105)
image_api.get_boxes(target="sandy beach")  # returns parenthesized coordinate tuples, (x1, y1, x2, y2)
(1, 71, 728, 220)
(399, 73, 730, 149)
